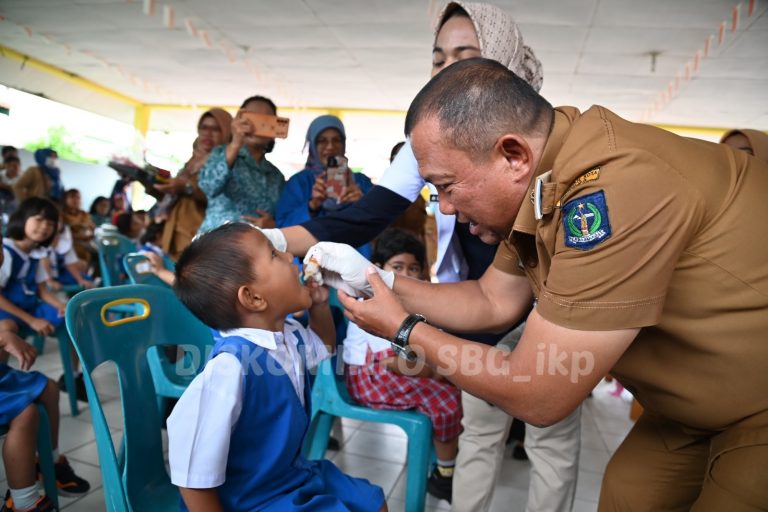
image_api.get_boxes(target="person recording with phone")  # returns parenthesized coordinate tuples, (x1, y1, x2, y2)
(197, 95, 285, 234)
(276, 115, 373, 257)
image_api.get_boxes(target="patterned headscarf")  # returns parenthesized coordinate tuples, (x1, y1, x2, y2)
(304, 115, 346, 176)
(435, 1, 543, 92)
(720, 129, 768, 164)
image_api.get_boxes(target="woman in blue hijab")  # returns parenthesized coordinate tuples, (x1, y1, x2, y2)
(13, 148, 65, 203)
(276, 115, 373, 257)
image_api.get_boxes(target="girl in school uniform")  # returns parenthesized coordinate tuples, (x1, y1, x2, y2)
(0, 198, 67, 338)
(0, 223, 90, 512)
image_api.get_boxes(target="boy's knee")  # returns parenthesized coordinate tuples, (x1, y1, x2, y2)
(0, 318, 20, 332)
(11, 403, 39, 429)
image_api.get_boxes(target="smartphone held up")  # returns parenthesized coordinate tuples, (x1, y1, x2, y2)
(238, 111, 290, 139)
(324, 155, 350, 209)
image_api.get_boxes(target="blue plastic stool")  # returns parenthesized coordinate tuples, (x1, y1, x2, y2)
(0, 403, 59, 508)
(65, 284, 211, 511)
(303, 358, 434, 512)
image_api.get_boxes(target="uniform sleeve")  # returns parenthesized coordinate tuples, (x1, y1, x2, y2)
(301, 185, 413, 247)
(492, 241, 527, 277)
(197, 146, 231, 199)
(35, 259, 49, 284)
(275, 172, 312, 228)
(377, 140, 425, 202)
(538, 156, 705, 331)
(167, 353, 244, 489)
(63, 247, 79, 266)
(0, 249, 12, 288)
(296, 322, 330, 371)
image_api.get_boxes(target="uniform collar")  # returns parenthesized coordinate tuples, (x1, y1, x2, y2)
(218, 326, 281, 350)
(509, 107, 580, 238)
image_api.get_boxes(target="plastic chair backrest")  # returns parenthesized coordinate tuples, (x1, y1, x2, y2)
(96, 235, 137, 287)
(123, 253, 170, 288)
(65, 284, 211, 511)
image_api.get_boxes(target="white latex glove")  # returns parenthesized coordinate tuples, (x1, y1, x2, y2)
(304, 242, 394, 298)
(258, 228, 288, 252)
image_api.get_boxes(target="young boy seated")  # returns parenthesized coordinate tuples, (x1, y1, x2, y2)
(167, 222, 386, 512)
(343, 228, 462, 502)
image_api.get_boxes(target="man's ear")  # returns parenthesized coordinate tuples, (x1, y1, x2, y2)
(497, 134, 534, 183)
(237, 284, 268, 313)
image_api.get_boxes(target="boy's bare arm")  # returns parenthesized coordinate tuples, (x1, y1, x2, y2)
(179, 488, 224, 512)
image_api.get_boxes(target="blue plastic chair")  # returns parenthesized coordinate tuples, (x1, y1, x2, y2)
(65, 284, 212, 511)
(303, 358, 434, 512)
(122, 253, 170, 289)
(19, 324, 79, 417)
(96, 235, 137, 288)
(122, 253, 209, 412)
(0, 403, 59, 508)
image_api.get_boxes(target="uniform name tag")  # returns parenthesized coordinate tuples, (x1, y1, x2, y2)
(562, 190, 612, 250)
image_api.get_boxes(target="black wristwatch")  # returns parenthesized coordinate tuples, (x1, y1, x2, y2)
(391, 314, 426, 362)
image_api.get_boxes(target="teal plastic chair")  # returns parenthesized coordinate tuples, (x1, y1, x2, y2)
(122, 253, 171, 289)
(304, 358, 434, 512)
(0, 403, 59, 508)
(65, 284, 212, 511)
(19, 323, 79, 417)
(122, 253, 209, 412)
(96, 235, 137, 288)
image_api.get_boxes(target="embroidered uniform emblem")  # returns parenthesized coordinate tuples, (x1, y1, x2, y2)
(562, 190, 611, 250)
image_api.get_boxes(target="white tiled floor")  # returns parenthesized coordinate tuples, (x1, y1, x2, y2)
(1, 336, 634, 511)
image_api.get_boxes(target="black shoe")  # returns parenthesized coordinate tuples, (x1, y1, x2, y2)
(427, 468, 453, 503)
(326, 436, 341, 451)
(57, 374, 88, 402)
(52, 455, 91, 496)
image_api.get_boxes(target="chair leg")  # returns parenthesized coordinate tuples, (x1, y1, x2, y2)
(32, 334, 45, 354)
(404, 424, 432, 512)
(303, 412, 335, 460)
(56, 326, 79, 417)
(36, 404, 59, 509)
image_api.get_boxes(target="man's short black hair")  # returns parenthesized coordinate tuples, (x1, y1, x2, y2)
(372, 228, 426, 270)
(2, 146, 17, 158)
(405, 57, 553, 158)
(6, 197, 59, 247)
(174, 223, 258, 330)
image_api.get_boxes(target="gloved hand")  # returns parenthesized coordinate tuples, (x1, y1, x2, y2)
(304, 242, 394, 298)
(258, 228, 288, 252)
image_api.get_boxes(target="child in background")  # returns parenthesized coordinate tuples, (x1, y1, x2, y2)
(168, 223, 386, 512)
(88, 196, 111, 227)
(343, 228, 462, 502)
(42, 223, 94, 291)
(139, 223, 175, 286)
(0, 219, 90, 512)
(0, 198, 67, 339)
(114, 212, 144, 245)
(60, 189, 96, 265)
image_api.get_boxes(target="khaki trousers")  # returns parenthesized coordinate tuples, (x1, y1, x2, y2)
(599, 410, 768, 511)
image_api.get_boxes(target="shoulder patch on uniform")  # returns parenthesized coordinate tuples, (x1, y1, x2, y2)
(562, 190, 611, 250)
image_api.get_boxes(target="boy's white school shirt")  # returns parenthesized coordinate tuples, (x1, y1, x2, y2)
(167, 318, 330, 489)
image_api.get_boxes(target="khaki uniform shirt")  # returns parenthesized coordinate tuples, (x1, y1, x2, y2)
(493, 106, 768, 432)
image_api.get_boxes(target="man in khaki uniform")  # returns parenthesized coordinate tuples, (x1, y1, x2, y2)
(316, 58, 768, 510)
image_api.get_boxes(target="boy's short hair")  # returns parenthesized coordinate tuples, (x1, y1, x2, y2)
(6, 197, 60, 247)
(140, 222, 164, 246)
(174, 223, 258, 330)
(114, 213, 133, 237)
(371, 228, 426, 269)
(2, 146, 16, 158)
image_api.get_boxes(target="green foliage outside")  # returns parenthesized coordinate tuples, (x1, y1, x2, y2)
(23, 125, 98, 164)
